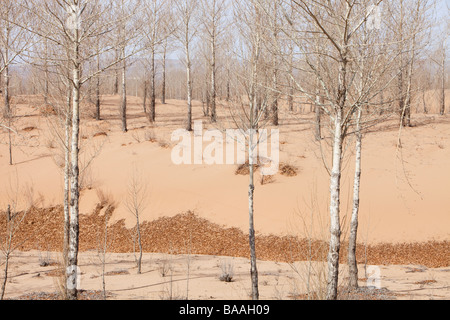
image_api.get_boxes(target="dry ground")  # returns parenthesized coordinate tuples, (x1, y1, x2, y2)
(4, 250, 450, 300)
(0, 93, 449, 300)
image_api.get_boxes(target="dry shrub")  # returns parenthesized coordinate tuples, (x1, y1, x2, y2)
(145, 130, 157, 143)
(11, 96, 28, 105)
(45, 138, 57, 149)
(260, 175, 275, 185)
(40, 105, 57, 116)
(279, 163, 298, 177)
(235, 160, 260, 175)
(158, 141, 170, 149)
(22, 126, 37, 132)
(219, 259, 234, 282)
(104, 270, 129, 276)
(93, 132, 108, 138)
(96, 189, 114, 208)
(51, 253, 68, 300)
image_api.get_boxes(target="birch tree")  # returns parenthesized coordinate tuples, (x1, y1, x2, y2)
(279, 0, 404, 299)
(1, 202, 29, 300)
(0, 0, 33, 148)
(142, 0, 174, 122)
(174, 0, 198, 132)
(200, 0, 228, 123)
(386, 0, 435, 126)
(230, 0, 278, 300)
(125, 167, 148, 274)
(21, 0, 140, 300)
(432, 32, 448, 115)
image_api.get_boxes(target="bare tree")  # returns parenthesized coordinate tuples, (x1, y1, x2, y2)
(161, 37, 169, 105)
(125, 167, 148, 274)
(174, 0, 198, 132)
(432, 33, 448, 115)
(279, 0, 407, 299)
(386, 0, 435, 126)
(200, 0, 228, 123)
(113, 0, 138, 132)
(0, 0, 34, 164)
(0, 203, 29, 300)
(230, 0, 278, 300)
(20, 0, 142, 300)
(141, 0, 175, 122)
(0, 177, 31, 300)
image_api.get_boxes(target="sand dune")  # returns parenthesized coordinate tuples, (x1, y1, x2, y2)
(0, 94, 449, 247)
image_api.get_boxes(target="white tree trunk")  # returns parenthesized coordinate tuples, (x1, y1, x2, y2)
(348, 106, 362, 289)
(210, 32, 217, 123)
(248, 130, 259, 300)
(161, 41, 167, 105)
(63, 75, 72, 262)
(121, 53, 127, 132)
(185, 40, 193, 132)
(440, 41, 446, 115)
(150, 47, 156, 122)
(326, 53, 347, 300)
(327, 108, 343, 300)
(66, 4, 81, 300)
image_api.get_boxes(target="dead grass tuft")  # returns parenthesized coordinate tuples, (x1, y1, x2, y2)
(414, 279, 437, 285)
(22, 126, 37, 132)
(40, 105, 57, 116)
(93, 132, 108, 138)
(279, 163, 299, 177)
(235, 161, 260, 175)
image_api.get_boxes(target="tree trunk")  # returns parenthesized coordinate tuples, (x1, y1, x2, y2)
(66, 8, 81, 299)
(348, 107, 362, 290)
(8, 115, 12, 165)
(403, 34, 416, 127)
(327, 107, 343, 300)
(226, 67, 230, 102)
(95, 41, 101, 121)
(288, 79, 294, 112)
(440, 43, 446, 116)
(326, 54, 347, 300)
(161, 41, 167, 105)
(210, 32, 217, 123)
(142, 80, 148, 114)
(150, 48, 156, 122)
(44, 39, 49, 105)
(64, 77, 72, 263)
(114, 49, 119, 95)
(185, 41, 193, 132)
(0, 206, 11, 300)
(314, 104, 321, 141)
(398, 70, 405, 125)
(271, 70, 278, 126)
(121, 54, 127, 132)
(136, 214, 143, 274)
(0, 252, 9, 300)
(3, 64, 10, 118)
(271, 2, 279, 126)
(248, 131, 259, 300)
(314, 65, 321, 140)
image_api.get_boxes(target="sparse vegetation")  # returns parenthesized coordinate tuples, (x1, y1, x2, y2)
(0, 0, 448, 303)
(219, 259, 234, 282)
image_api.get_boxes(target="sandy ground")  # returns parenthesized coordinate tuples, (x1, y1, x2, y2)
(2, 250, 449, 300)
(0, 94, 449, 300)
(1, 94, 449, 244)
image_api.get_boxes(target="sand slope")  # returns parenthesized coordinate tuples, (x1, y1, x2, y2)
(0, 95, 449, 245)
